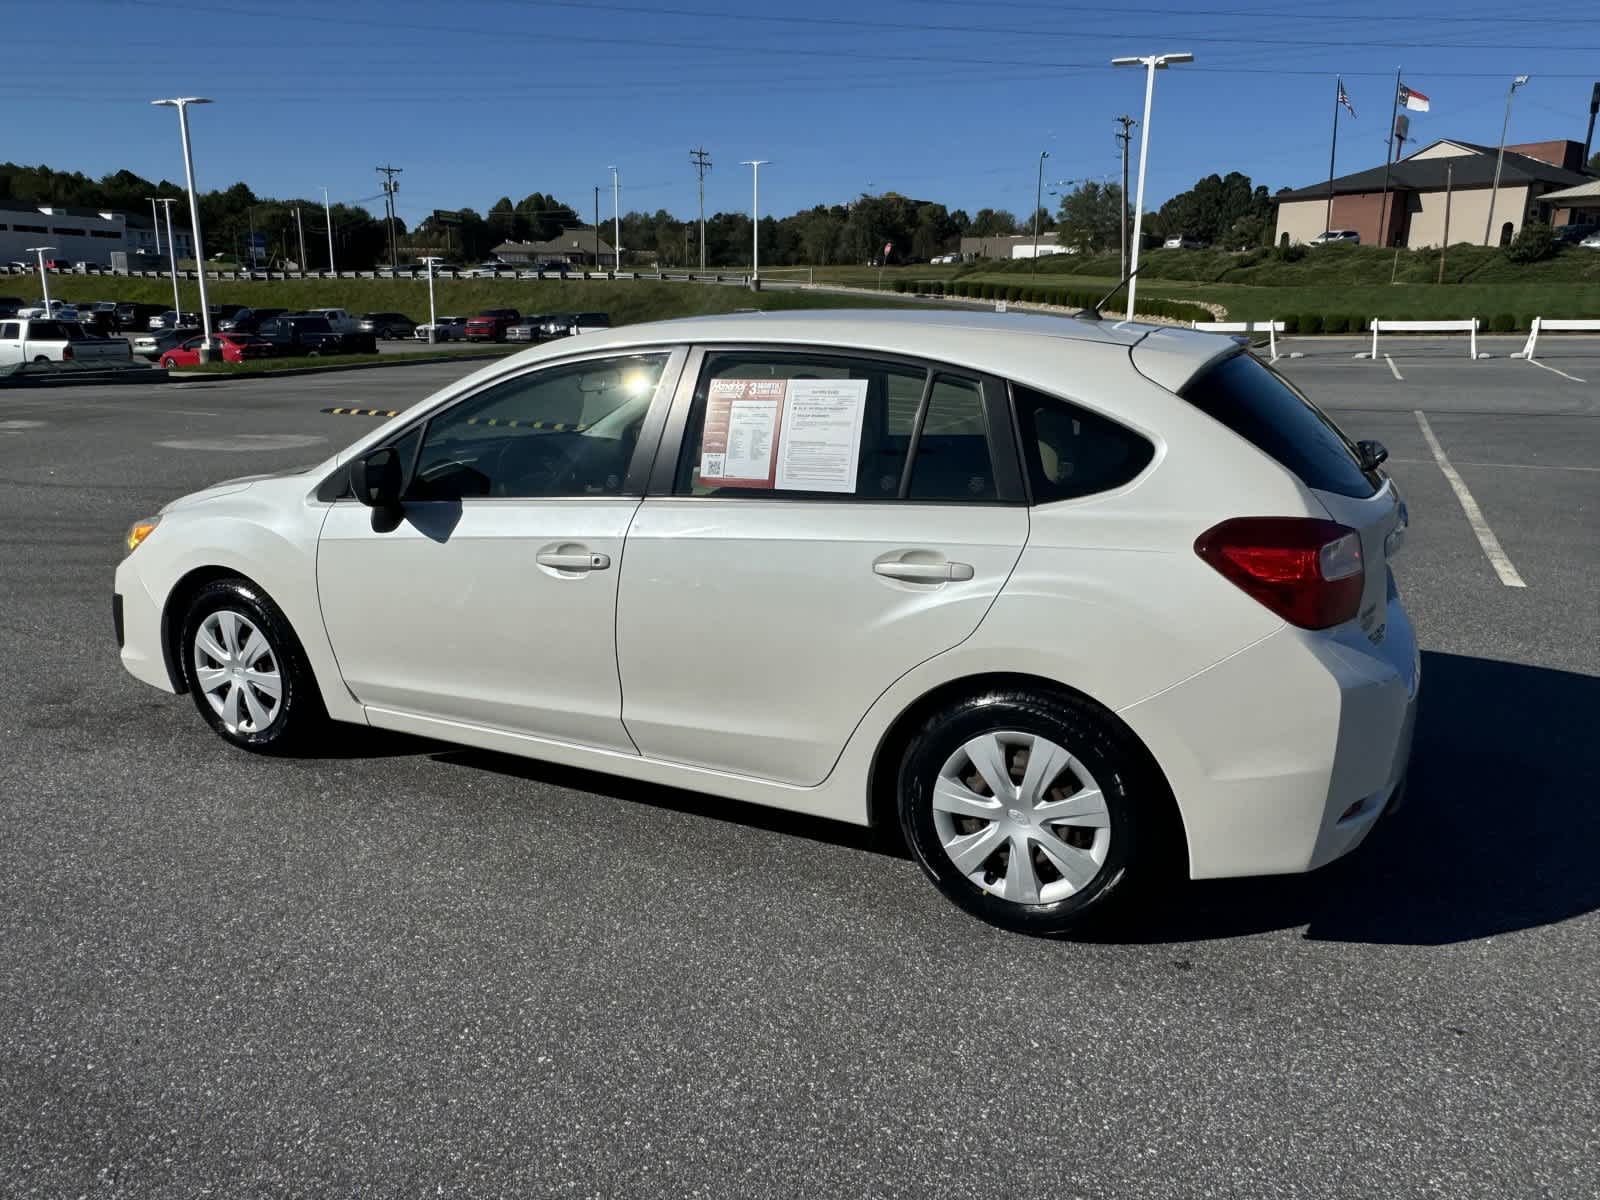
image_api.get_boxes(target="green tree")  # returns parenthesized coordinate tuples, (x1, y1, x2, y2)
(1056, 182, 1124, 252)
(969, 207, 1019, 237)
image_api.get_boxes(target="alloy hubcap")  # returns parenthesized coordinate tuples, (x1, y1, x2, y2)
(932, 730, 1111, 905)
(192, 609, 282, 734)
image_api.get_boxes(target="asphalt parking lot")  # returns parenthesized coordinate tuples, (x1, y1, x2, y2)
(2, 339, 1596, 1198)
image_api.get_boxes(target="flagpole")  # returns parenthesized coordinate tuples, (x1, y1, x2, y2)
(1325, 77, 1342, 236)
(1377, 65, 1402, 249)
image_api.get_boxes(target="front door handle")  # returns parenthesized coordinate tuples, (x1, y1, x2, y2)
(536, 550, 611, 571)
(873, 559, 975, 583)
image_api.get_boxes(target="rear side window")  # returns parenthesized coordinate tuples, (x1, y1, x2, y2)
(1180, 352, 1377, 498)
(1014, 385, 1154, 503)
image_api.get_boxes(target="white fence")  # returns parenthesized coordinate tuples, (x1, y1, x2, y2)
(1363, 318, 1480, 361)
(1512, 316, 1600, 360)
(1191, 319, 1285, 359)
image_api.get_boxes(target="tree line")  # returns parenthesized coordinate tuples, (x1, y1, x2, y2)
(4, 160, 1280, 268)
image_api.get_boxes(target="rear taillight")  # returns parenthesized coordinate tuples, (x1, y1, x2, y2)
(62, 345, 73, 361)
(1194, 517, 1364, 630)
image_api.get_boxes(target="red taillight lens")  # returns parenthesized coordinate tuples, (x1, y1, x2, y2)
(1194, 517, 1364, 630)
(62, 345, 74, 361)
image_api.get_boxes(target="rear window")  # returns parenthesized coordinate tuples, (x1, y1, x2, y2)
(1180, 352, 1377, 498)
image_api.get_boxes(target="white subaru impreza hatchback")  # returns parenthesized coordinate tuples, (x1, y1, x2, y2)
(114, 309, 1418, 934)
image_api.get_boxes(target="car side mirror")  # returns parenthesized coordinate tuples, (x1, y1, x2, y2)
(349, 446, 403, 509)
(1357, 439, 1388, 471)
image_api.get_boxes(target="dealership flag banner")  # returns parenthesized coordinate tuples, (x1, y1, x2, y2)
(1399, 84, 1431, 113)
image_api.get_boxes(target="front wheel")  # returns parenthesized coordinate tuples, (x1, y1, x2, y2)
(180, 578, 326, 753)
(898, 688, 1163, 935)
(160, 356, 176, 368)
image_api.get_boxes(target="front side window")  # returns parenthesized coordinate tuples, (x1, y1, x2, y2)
(406, 353, 671, 501)
(675, 351, 996, 502)
(1014, 385, 1155, 503)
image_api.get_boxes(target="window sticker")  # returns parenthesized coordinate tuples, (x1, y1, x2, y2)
(699, 378, 785, 488)
(774, 379, 868, 494)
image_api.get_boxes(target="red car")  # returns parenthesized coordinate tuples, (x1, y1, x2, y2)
(158, 333, 275, 368)
(464, 307, 521, 342)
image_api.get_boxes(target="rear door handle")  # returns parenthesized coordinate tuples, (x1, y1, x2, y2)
(536, 550, 611, 571)
(873, 559, 975, 583)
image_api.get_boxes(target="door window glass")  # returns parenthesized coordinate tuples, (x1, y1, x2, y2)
(676, 352, 988, 501)
(1014, 384, 1156, 503)
(908, 376, 995, 500)
(407, 353, 670, 500)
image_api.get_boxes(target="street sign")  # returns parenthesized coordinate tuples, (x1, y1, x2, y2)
(433, 209, 463, 225)
(247, 232, 268, 262)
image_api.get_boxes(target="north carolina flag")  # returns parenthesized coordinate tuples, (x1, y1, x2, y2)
(1398, 84, 1430, 113)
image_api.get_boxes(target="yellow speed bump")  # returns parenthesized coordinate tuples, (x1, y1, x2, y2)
(321, 407, 399, 417)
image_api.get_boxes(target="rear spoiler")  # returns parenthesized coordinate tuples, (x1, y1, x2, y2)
(1128, 327, 1246, 394)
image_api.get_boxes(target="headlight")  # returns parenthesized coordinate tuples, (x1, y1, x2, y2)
(125, 516, 160, 554)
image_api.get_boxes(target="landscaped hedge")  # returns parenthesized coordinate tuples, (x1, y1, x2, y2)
(901, 275, 1212, 323)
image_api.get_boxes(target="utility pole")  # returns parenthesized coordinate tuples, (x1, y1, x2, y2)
(322, 186, 336, 274)
(295, 205, 306, 273)
(1439, 160, 1454, 284)
(594, 186, 600, 268)
(1485, 75, 1530, 246)
(608, 165, 621, 272)
(690, 146, 712, 273)
(375, 164, 402, 272)
(1115, 115, 1136, 279)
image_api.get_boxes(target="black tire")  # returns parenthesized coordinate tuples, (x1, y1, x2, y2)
(179, 577, 327, 754)
(379, 326, 393, 339)
(898, 687, 1165, 935)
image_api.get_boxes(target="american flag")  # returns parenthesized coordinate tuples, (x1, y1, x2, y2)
(1338, 79, 1356, 118)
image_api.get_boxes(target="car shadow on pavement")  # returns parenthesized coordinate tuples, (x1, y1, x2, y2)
(431, 748, 904, 858)
(1097, 650, 1600, 947)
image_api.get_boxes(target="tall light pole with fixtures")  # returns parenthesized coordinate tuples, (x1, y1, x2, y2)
(1111, 52, 1193, 321)
(156, 197, 181, 314)
(322, 186, 336, 274)
(608, 165, 621, 271)
(144, 197, 163, 256)
(1032, 150, 1050, 273)
(151, 97, 217, 359)
(25, 247, 55, 315)
(1484, 75, 1531, 246)
(420, 256, 441, 343)
(739, 159, 770, 283)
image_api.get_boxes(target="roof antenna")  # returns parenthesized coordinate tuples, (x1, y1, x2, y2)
(1076, 263, 1141, 322)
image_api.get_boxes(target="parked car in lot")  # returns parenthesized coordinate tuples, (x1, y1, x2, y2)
(465, 308, 521, 341)
(133, 326, 202, 360)
(149, 310, 202, 331)
(537, 311, 611, 340)
(1581, 231, 1600, 250)
(18, 300, 77, 319)
(111, 309, 1417, 935)
(414, 316, 468, 342)
(1308, 229, 1361, 246)
(115, 301, 168, 331)
(216, 307, 287, 333)
(1162, 234, 1207, 250)
(303, 307, 362, 333)
(208, 303, 250, 323)
(359, 312, 417, 339)
(1, 317, 134, 367)
(0, 297, 24, 317)
(504, 313, 553, 343)
(158, 333, 275, 368)
(254, 315, 377, 356)
(1553, 222, 1598, 245)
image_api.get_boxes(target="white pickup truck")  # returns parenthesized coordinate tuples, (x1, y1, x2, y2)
(0, 318, 134, 368)
(302, 307, 361, 333)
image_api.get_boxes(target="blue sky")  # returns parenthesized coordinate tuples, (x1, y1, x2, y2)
(9, 0, 1598, 226)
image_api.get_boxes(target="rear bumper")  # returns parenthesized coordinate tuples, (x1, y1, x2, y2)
(1118, 587, 1420, 880)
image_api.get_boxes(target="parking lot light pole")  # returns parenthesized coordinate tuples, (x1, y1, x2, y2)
(157, 198, 180, 315)
(152, 97, 217, 360)
(1032, 150, 1050, 273)
(608, 166, 620, 272)
(421, 256, 440, 344)
(322, 187, 336, 275)
(1111, 52, 1193, 321)
(739, 160, 770, 284)
(1484, 75, 1530, 246)
(25, 247, 55, 314)
(144, 197, 162, 256)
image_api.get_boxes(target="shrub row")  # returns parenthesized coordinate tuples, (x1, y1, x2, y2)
(1280, 313, 1533, 334)
(893, 277, 1211, 323)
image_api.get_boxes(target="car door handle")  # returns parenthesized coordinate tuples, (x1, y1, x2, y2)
(873, 559, 975, 583)
(536, 550, 611, 571)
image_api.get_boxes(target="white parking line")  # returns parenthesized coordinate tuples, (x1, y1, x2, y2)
(1387, 457, 1600, 473)
(1414, 411, 1526, 589)
(1384, 354, 1404, 381)
(1526, 358, 1587, 384)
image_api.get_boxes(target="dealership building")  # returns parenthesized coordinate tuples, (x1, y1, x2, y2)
(1273, 139, 1592, 248)
(0, 205, 193, 268)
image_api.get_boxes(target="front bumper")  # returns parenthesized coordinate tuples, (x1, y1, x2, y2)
(1118, 585, 1420, 880)
(113, 555, 180, 694)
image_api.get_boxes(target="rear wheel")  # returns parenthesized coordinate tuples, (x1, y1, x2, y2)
(160, 355, 176, 368)
(180, 578, 326, 753)
(898, 688, 1164, 935)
